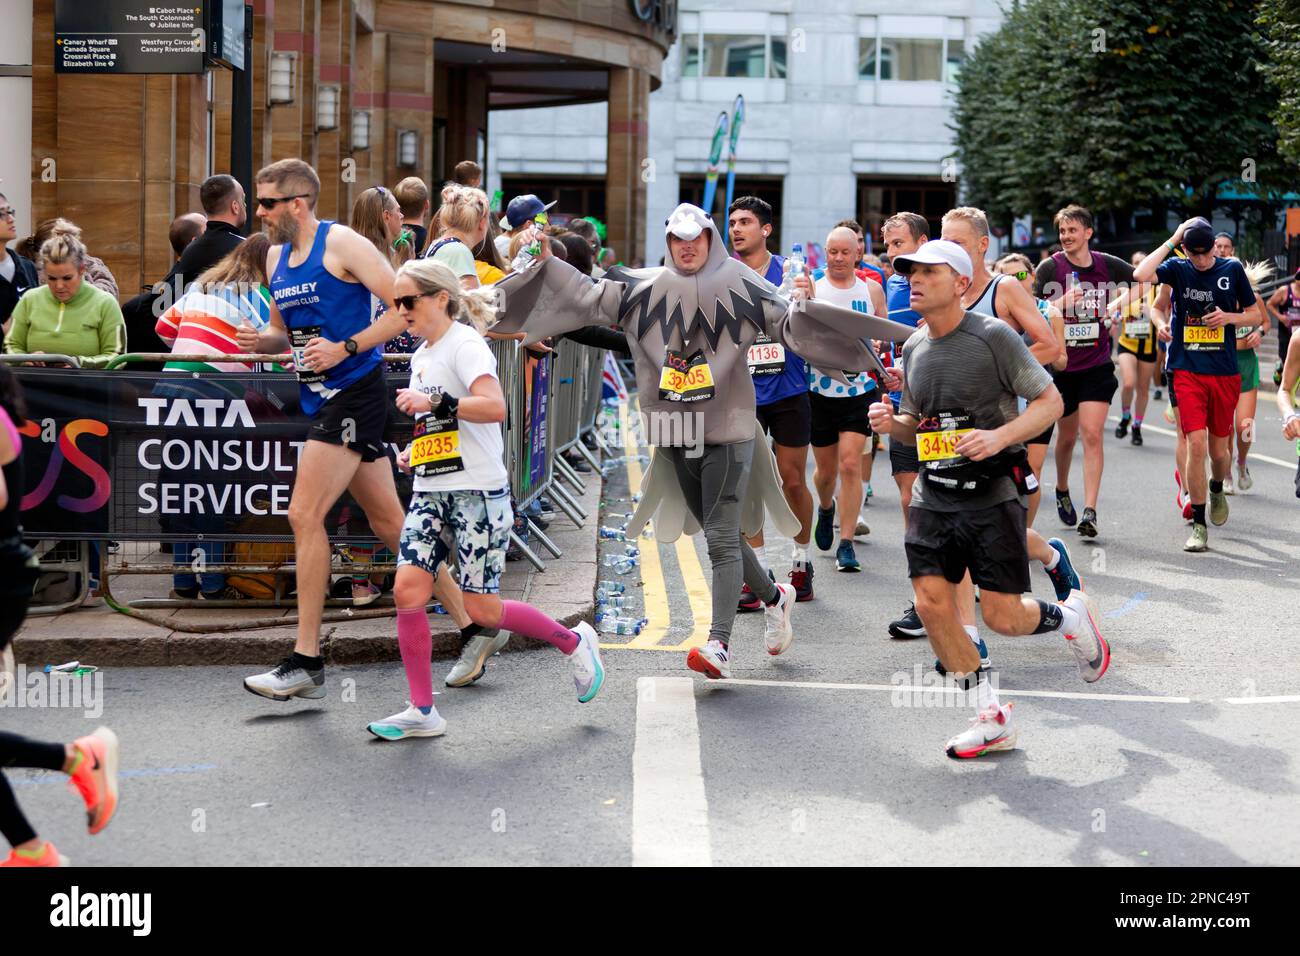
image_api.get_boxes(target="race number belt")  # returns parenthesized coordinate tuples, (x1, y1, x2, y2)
(1124, 318, 1151, 339)
(1183, 320, 1224, 349)
(1065, 321, 1101, 346)
(411, 413, 464, 477)
(916, 411, 973, 463)
(747, 333, 786, 377)
(658, 349, 716, 403)
(290, 325, 326, 384)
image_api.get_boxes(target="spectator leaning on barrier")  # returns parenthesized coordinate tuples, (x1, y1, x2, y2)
(393, 177, 431, 257)
(19, 219, 118, 298)
(4, 234, 125, 368)
(153, 234, 274, 601)
(155, 233, 272, 374)
(122, 175, 248, 369)
(169, 213, 206, 260)
(0, 193, 38, 332)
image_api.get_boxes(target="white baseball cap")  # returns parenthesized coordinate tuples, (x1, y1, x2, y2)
(891, 239, 972, 278)
(664, 203, 711, 241)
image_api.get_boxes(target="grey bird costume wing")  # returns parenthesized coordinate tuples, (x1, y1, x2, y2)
(770, 296, 917, 381)
(491, 258, 630, 344)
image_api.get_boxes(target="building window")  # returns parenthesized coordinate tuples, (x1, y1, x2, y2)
(858, 26, 965, 83)
(682, 31, 785, 79)
(856, 178, 957, 244)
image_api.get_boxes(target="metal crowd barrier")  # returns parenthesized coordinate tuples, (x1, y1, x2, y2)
(3, 343, 610, 626)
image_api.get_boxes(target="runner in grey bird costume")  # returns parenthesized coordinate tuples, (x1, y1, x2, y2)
(491, 203, 915, 660)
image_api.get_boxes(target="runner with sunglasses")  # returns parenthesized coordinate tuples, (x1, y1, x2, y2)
(367, 259, 604, 739)
(239, 159, 440, 701)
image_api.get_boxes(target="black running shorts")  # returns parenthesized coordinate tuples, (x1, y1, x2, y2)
(809, 391, 872, 447)
(756, 391, 812, 448)
(905, 499, 1030, 594)
(307, 365, 389, 462)
(1052, 361, 1119, 418)
(889, 435, 920, 475)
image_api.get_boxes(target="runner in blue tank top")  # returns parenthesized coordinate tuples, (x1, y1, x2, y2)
(727, 196, 816, 605)
(237, 159, 431, 702)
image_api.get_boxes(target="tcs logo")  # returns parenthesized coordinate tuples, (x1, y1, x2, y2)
(19, 418, 110, 513)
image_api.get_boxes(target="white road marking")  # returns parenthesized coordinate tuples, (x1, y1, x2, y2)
(733, 676, 1300, 707)
(1106, 415, 1296, 469)
(633, 677, 711, 867)
(1222, 695, 1300, 705)
(722, 677, 1192, 704)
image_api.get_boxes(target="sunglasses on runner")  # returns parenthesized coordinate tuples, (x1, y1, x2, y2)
(394, 292, 435, 312)
(1004, 269, 1030, 281)
(256, 194, 310, 210)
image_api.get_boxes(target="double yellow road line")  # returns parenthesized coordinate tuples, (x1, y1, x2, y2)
(600, 399, 711, 652)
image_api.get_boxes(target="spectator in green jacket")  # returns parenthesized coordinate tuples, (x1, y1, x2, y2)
(3, 233, 125, 368)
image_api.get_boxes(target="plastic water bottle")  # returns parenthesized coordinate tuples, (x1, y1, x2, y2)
(781, 243, 807, 295)
(597, 580, 626, 594)
(599, 526, 628, 541)
(510, 224, 542, 273)
(623, 546, 640, 558)
(599, 616, 643, 636)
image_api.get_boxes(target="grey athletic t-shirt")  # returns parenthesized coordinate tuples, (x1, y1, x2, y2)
(900, 311, 1053, 512)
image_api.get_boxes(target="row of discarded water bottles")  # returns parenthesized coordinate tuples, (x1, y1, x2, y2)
(594, 579, 648, 635)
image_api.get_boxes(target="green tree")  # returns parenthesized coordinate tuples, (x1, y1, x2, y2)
(952, 0, 1300, 236)
(1258, 0, 1300, 165)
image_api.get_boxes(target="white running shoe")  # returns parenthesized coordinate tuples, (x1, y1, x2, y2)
(945, 703, 1016, 759)
(570, 622, 606, 703)
(1223, 473, 1235, 496)
(1062, 589, 1110, 683)
(687, 639, 731, 679)
(445, 630, 511, 687)
(764, 582, 796, 656)
(367, 703, 447, 740)
(854, 517, 871, 537)
(1237, 462, 1253, 491)
(243, 657, 326, 701)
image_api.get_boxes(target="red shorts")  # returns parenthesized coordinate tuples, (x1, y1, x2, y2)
(1172, 369, 1240, 437)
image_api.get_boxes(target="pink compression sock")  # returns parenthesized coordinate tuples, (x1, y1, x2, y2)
(498, 600, 579, 654)
(396, 608, 434, 709)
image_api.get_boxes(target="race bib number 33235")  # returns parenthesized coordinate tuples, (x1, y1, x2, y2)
(411, 414, 464, 477)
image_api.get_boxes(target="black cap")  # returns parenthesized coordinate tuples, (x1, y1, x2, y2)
(1183, 218, 1215, 254)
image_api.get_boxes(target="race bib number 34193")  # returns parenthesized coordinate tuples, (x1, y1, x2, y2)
(916, 411, 974, 463)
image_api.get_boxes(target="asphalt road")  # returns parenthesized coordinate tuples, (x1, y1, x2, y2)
(5, 388, 1299, 866)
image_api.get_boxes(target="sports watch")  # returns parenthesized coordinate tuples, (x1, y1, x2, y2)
(343, 337, 359, 356)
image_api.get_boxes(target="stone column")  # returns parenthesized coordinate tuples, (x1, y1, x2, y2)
(606, 66, 650, 267)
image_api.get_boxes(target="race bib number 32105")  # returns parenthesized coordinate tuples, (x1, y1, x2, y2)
(659, 350, 716, 403)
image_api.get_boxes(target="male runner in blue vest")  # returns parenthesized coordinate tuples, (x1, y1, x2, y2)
(237, 159, 466, 700)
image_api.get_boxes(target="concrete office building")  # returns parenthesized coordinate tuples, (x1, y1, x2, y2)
(489, 0, 1003, 268)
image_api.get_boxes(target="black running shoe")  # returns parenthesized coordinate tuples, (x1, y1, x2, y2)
(814, 503, 836, 551)
(1056, 489, 1078, 526)
(1114, 416, 1130, 439)
(1077, 507, 1098, 538)
(888, 603, 927, 640)
(1130, 423, 1143, 446)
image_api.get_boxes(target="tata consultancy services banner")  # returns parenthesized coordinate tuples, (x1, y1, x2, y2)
(15, 370, 419, 541)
